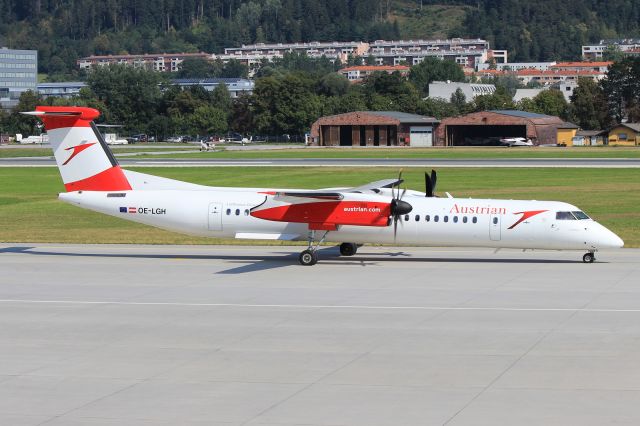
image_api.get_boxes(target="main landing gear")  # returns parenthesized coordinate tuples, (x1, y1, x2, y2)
(339, 242, 358, 257)
(298, 230, 329, 266)
(582, 250, 596, 263)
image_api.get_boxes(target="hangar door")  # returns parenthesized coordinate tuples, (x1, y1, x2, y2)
(410, 126, 433, 147)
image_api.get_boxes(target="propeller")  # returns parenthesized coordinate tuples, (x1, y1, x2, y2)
(425, 169, 437, 197)
(389, 170, 413, 239)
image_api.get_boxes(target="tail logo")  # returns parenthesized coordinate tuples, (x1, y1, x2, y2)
(62, 141, 97, 165)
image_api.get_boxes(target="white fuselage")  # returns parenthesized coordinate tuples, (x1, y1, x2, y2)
(59, 186, 624, 252)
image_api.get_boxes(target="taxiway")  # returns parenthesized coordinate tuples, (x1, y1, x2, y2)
(1, 244, 639, 425)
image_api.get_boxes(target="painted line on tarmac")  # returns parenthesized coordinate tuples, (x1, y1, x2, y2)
(0, 299, 638, 313)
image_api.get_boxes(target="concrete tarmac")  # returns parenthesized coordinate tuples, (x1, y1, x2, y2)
(1, 243, 639, 425)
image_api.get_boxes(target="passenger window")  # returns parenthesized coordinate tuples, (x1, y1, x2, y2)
(235, 209, 240, 216)
(492, 217, 498, 225)
(472, 217, 477, 223)
(444, 216, 448, 223)
(425, 215, 430, 222)
(556, 211, 576, 220)
(463, 216, 468, 223)
(572, 211, 590, 220)
(226, 208, 231, 215)
(415, 215, 420, 222)
(244, 209, 250, 216)
(404, 214, 409, 221)
(434, 215, 439, 222)
(453, 216, 458, 223)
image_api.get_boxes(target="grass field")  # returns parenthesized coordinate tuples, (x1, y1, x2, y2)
(124, 146, 640, 160)
(0, 145, 198, 158)
(1, 166, 638, 247)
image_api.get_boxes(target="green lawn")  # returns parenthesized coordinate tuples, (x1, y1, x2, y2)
(123, 146, 640, 160)
(1, 166, 638, 247)
(0, 145, 198, 158)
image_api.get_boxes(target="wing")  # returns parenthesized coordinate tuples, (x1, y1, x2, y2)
(251, 191, 392, 231)
(346, 178, 402, 193)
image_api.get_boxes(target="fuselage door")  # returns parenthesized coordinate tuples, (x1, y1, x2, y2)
(490, 214, 501, 241)
(208, 202, 223, 231)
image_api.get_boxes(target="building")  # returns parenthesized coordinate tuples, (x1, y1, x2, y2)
(477, 61, 556, 72)
(77, 52, 212, 72)
(436, 110, 566, 146)
(556, 122, 580, 146)
(582, 39, 640, 60)
(0, 47, 38, 109)
(37, 81, 87, 99)
(37, 79, 254, 99)
(429, 81, 496, 101)
(339, 65, 409, 83)
(368, 38, 493, 69)
(310, 111, 439, 147)
(218, 38, 504, 75)
(172, 78, 254, 97)
(572, 130, 607, 146)
(513, 88, 545, 103)
(220, 41, 370, 75)
(607, 123, 640, 146)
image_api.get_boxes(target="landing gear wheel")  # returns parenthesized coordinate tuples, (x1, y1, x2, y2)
(299, 249, 318, 266)
(339, 243, 358, 256)
(583, 252, 595, 263)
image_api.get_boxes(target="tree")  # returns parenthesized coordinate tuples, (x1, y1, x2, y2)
(471, 87, 515, 111)
(450, 88, 467, 113)
(86, 64, 166, 132)
(253, 74, 322, 135)
(318, 73, 349, 97)
(601, 58, 640, 123)
(177, 58, 219, 78)
(569, 78, 611, 130)
(190, 106, 228, 135)
(409, 57, 465, 96)
(532, 89, 568, 119)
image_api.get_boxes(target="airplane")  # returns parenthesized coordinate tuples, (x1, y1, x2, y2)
(23, 106, 624, 266)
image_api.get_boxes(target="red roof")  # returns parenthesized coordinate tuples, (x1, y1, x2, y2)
(552, 61, 612, 68)
(340, 65, 409, 72)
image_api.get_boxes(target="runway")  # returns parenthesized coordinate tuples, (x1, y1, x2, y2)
(1, 243, 639, 425)
(2, 157, 640, 168)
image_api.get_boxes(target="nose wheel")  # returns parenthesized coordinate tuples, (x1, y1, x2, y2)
(582, 251, 595, 263)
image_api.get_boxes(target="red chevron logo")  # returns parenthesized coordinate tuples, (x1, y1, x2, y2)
(508, 210, 548, 229)
(62, 142, 96, 165)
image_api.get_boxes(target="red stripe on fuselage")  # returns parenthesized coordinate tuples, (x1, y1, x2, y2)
(64, 166, 132, 192)
(251, 201, 391, 227)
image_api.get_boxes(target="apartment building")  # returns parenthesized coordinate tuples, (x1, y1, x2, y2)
(77, 52, 212, 72)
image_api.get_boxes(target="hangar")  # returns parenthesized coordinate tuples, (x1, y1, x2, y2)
(310, 111, 439, 147)
(435, 110, 566, 146)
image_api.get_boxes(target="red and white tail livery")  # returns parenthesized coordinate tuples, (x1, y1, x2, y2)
(25, 106, 131, 192)
(25, 106, 624, 265)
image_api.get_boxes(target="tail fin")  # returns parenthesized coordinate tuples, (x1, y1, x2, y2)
(23, 106, 131, 192)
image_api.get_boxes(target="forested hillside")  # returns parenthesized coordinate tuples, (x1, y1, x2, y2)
(0, 0, 638, 76)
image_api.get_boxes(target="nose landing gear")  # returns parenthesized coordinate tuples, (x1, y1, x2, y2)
(582, 251, 596, 263)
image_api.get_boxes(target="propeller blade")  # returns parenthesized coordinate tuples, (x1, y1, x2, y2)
(431, 169, 437, 195)
(425, 172, 432, 197)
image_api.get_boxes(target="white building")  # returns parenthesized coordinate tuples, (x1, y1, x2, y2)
(428, 81, 496, 101)
(582, 39, 640, 60)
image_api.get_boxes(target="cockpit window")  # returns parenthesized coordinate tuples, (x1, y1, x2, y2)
(572, 211, 590, 220)
(556, 211, 577, 220)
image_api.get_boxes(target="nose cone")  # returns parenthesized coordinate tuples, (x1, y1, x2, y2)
(593, 223, 624, 249)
